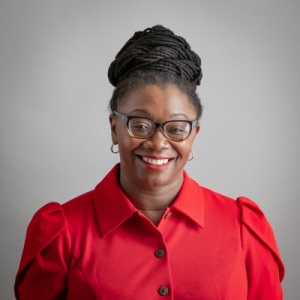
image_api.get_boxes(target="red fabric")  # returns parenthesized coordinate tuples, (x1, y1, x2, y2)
(15, 164, 284, 299)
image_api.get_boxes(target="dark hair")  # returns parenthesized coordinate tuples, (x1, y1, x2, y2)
(108, 25, 203, 119)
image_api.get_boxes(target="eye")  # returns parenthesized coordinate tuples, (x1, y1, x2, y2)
(130, 119, 153, 131)
(168, 126, 185, 134)
(166, 122, 188, 135)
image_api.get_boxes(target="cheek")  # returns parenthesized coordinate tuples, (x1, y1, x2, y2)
(118, 135, 143, 154)
(176, 140, 193, 154)
(115, 125, 132, 147)
(173, 141, 194, 161)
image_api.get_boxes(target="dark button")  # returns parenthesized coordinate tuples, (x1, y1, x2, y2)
(155, 248, 165, 258)
(158, 285, 169, 296)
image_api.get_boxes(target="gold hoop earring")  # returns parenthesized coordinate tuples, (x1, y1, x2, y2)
(111, 143, 119, 154)
(188, 150, 195, 161)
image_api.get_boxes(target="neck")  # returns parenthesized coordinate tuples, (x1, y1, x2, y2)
(119, 170, 183, 224)
(120, 174, 183, 210)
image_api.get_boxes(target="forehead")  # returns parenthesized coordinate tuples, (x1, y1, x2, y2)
(118, 84, 196, 119)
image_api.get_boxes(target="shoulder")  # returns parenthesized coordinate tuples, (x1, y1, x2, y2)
(18, 189, 95, 266)
(201, 186, 237, 206)
(201, 186, 239, 217)
(237, 196, 279, 248)
(184, 173, 237, 211)
(15, 202, 73, 299)
(61, 190, 97, 238)
(26, 202, 67, 245)
(16, 202, 69, 280)
(236, 196, 267, 228)
(237, 196, 285, 281)
(17, 189, 96, 267)
(62, 190, 94, 217)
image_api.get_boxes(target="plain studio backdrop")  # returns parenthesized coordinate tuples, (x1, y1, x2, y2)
(1, 1, 299, 299)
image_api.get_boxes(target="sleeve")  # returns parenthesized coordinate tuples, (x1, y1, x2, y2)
(237, 197, 285, 300)
(14, 202, 71, 300)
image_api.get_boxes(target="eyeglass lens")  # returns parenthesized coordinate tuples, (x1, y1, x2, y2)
(128, 118, 191, 141)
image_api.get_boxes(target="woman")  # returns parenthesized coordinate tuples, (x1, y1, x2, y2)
(14, 25, 284, 299)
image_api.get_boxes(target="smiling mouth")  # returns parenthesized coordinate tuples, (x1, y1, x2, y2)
(140, 156, 171, 166)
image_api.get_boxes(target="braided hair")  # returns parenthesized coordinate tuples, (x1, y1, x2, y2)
(108, 25, 203, 119)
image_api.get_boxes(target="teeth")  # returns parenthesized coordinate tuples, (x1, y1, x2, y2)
(142, 157, 169, 166)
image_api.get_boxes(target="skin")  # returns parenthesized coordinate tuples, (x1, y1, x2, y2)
(109, 84, 200, 225)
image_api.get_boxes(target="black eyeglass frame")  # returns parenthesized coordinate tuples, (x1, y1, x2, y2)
(113, 110, 198, 141)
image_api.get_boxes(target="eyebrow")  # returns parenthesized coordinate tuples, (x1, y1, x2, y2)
(128, 109, 189, 119)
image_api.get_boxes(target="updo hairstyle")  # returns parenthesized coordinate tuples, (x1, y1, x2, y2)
(108, 25, 203, 119)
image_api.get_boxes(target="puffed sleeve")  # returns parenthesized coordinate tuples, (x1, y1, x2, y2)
(14, 202, 71, 300)
(237, 197, 285, 300)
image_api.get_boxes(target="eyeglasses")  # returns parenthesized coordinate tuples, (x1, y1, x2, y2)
(113, 111, 198, 141)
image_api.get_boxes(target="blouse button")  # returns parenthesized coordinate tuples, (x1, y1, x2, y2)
(165, 212, 172, 219)
(158, 285, 169, 296)
(155, 248, 165, 258)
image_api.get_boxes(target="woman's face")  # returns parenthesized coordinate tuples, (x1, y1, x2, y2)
(109, 84, 200, 191)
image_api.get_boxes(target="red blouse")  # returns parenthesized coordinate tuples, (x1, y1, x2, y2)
(15, 164, 284, 299)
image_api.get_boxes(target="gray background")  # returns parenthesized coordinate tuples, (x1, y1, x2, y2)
(1, 0, 299, 299)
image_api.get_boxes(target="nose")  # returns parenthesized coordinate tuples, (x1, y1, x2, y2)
(144, 127, 170, 150)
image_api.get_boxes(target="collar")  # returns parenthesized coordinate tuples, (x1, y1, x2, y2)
(171, 170, 204, 228)
(94, 164, 204, 237)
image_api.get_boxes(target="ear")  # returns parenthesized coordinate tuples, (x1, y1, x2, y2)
(109, 114, 118, 144)
(194, 123, 201, 136)
(189, 123, 200, 144)
(195, 123, 201, 135)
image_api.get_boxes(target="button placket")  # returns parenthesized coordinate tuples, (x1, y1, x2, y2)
(152, 224, 170, 297)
